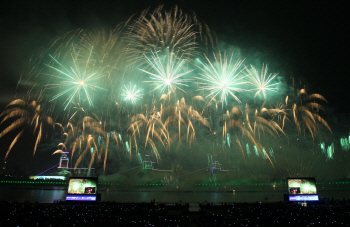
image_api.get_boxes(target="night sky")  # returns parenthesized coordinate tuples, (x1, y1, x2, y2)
(0, 0, 349, 180)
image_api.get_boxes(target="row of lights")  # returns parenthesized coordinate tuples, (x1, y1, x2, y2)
(0, 181, 67, 184)
(1, 181, 350, 185)
(0, 181, 122, 185)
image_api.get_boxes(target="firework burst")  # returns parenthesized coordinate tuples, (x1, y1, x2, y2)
(140, 51, 193, 94)
(44, 46, 106, 110)
(245, 64, 280, 99)
(121, 82, 144, 104)
(127, 5, 199, 61)
(0, 5, 335, 175)
(196, 51, 248, 106)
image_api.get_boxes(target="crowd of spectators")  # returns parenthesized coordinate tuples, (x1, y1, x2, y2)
(1, 200, 350, 226)
(0, 201, 188, 227)
(197, 201, 350, 226)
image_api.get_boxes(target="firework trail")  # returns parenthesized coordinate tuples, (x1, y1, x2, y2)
(128, 93, 210, 161)
(53, 111, 125, 174)
(291, 89, 331, 139)
(283, 157, 315, 177)
(0, 99, 54, 158)
(219, 103, 287, 167)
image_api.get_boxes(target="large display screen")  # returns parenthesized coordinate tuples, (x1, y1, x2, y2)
(287, 178, 317, 195)
(67, 177, 98, 195)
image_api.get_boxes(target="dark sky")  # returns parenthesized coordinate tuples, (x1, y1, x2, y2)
(0, 0, 349, 177)
(0, 0, 348, 112)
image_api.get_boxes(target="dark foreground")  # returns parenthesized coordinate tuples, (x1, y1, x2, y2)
(1, 200, 350, 227)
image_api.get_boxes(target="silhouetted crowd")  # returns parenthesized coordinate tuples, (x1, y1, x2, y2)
(1, 200, 350, 226)
(0, 201, 189, 227)
(197, 201, 350, 226)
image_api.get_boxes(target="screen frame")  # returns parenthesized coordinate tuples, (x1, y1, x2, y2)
(67, 177, 98, 195)
(287, 177, 317, 195)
